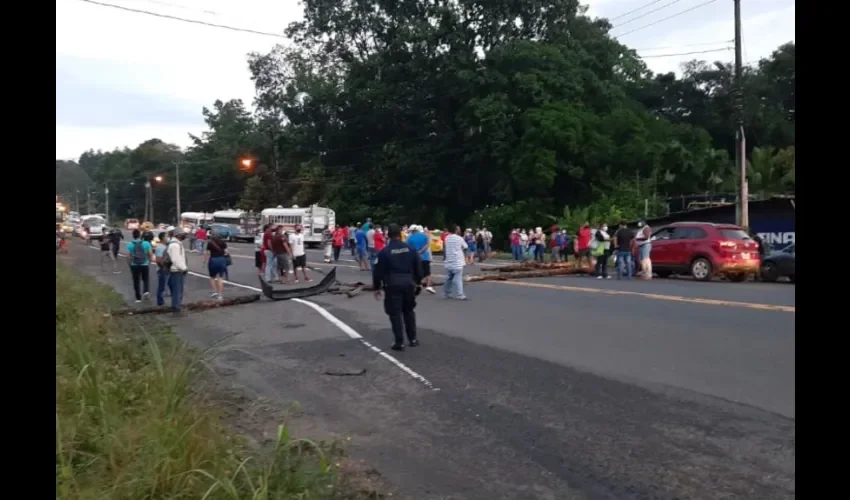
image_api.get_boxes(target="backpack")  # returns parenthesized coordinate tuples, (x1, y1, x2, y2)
(160, 242, 173, 269)
(131, 240, 147, 266)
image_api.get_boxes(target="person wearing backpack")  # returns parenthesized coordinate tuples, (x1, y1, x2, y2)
(154, 231, 172, 306)
(126, 229, 154, 303)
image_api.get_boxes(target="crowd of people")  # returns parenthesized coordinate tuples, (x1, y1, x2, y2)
(257, 223, 312, 284)
(507, 220, 655, 280)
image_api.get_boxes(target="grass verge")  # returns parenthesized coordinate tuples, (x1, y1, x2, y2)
(56, 262, 349, 499)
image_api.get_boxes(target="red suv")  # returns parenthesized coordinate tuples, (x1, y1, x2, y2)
(649, 222, 760, 282)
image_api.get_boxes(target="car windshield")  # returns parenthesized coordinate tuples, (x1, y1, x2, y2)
(719, 228, 751, 240)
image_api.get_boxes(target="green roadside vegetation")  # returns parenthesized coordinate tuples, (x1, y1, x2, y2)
(56, 262, 360, 499)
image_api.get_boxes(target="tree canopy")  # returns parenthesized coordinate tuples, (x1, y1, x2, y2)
(56, 0, 794, 236)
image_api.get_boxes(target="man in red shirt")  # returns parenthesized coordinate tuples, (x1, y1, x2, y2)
(374, 226, 386, 251)
(440, 228, 449, 261)
(262, 224, 277, 282)
(576, 222, 593, 270)
(194, 226, 207, 253)
(332, 226, 345, 262)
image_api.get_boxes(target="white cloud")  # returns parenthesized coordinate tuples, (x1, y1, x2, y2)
(56, 123, 201, 160)
(56, 0, 795, 159)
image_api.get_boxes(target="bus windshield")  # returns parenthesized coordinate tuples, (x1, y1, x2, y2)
(214, 216, 241, 225)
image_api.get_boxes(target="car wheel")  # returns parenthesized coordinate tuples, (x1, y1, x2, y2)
(760, 261, 779, 282)
(728, 273, 747, 283)
(656, 270, 672, 279)
(690, 257, 713, 281)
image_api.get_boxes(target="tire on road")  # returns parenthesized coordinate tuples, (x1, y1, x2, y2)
(690, 257, 713, 281)
(760, 261, 779, 282)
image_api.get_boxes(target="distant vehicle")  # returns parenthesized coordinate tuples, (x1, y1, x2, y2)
(260, 205, 335, 247)
(80, 215, 106, 243)
(212, 209, 260, 242)
(125, 218, 140, 230)
(760, 244, 795, 283)
(140, 221, 154, 231)
(429, 230, 444, 254)
(180, 212, 213, 233)
(649, 222, 760, 282)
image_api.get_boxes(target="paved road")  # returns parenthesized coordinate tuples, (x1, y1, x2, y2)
(65, 237, 795, 499)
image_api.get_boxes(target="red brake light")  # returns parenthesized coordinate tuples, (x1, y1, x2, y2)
(719, 241, 737, 249)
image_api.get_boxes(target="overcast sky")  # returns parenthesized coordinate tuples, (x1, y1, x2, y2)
(56, 0, 795, 160)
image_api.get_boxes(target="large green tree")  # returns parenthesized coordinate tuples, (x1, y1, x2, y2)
(56, 2, 795, 236)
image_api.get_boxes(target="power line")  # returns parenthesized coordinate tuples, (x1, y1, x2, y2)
(76, 0, 286, 38)
(639, 47, 732, 58)
(613, 0, 719, 38)
(608, 0, 667, 22)
(612, 0, 686, 29)
(634, 40, 733, 51)
(134, 0, 222, 16)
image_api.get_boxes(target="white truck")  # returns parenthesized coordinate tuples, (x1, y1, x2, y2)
(260, 205, 336, 247)
(80, 215, 106, 244)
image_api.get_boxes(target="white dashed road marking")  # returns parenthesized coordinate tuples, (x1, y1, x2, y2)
(84, 243, 440, 391)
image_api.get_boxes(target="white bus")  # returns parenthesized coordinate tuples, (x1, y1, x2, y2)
(180, 212, 213, 232)
(260, 205, 335, 247)
(211, 209, 260, 242)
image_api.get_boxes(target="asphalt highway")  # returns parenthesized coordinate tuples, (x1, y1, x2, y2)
(68, 235, 796, 499)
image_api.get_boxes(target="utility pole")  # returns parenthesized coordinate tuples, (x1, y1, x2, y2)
(734, 0, 749, 229)
(105, 184, 110, 224)
(75, 190, 79, 213)
(87, 188, 92, 214)
(174, 161, 182, 225)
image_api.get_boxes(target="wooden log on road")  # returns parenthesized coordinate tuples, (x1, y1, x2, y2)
(488, 262, 578, 273)
(466, 267, 585, 282)
(110, 294, 261, 316)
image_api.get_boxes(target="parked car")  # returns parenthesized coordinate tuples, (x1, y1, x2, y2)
(760, 244, 795, 283)
(125, 218, 140, 230)
(649, 222, 760, 282)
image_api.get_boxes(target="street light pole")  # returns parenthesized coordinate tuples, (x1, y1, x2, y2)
(145, 180, 152, 223)
(105, 183, 110, 224)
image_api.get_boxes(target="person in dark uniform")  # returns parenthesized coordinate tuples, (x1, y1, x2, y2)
(373, 223, 424, 351)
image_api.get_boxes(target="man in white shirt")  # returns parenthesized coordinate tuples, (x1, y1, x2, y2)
(442, 225, 468, 300)
(166, 231, 189, 313)
(288, 224, 311, 283)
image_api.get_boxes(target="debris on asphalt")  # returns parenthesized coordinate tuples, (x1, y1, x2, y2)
(110, 294, 261, 316)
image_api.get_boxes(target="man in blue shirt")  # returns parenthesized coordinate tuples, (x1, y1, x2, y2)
(354, 223, 369, 271)
(126, 229, 154, 303)
(406, 225, 435, 294)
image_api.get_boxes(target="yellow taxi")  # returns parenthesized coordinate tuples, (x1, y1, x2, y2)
(430, 230, 444, 254)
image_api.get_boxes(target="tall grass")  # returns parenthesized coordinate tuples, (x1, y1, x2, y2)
(56, 263, 338, 499)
